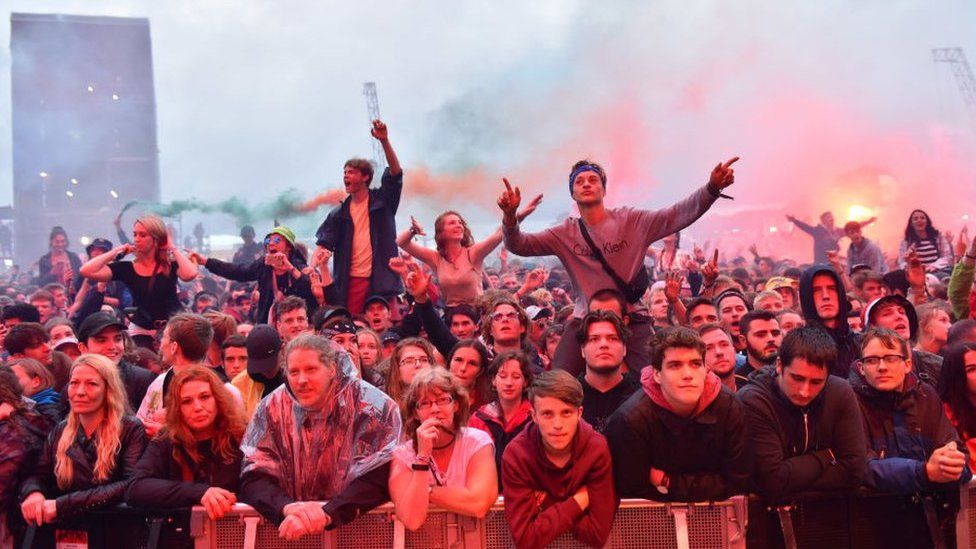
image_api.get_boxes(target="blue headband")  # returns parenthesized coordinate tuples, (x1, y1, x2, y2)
(568, 164, 605, 194)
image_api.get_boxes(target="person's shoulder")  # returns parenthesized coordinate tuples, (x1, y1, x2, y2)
(608, 388, 652, 423)
(121, 414, 147, 434)
(461, 426, 495, 450)
(121, 361, 156, 383)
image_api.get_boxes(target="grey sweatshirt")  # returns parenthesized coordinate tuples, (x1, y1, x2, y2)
(503, 184, 720, 317)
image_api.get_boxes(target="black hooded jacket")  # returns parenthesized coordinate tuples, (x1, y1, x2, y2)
(738, 365, 866, 501)
(798, 265, 861, 378)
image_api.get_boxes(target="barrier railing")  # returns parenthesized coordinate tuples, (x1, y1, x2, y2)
(191, 497, 747, 549)
(15, 481, 976, 548)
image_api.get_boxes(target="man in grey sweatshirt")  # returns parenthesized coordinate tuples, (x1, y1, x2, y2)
(497, 157, 738, 375)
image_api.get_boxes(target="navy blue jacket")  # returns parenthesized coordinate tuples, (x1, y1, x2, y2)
(850, 369, 972, 495)
(315, 168, 404, 303)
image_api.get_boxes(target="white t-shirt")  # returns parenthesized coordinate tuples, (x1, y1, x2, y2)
(137, 367, 244, 424)
(393, 427, 493, 488)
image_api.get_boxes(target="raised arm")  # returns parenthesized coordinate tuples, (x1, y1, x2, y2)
(498, 179, 559, 257)
(371, 120, 401, 177)
(396, 217, 439, 268)
(473, 194, 544, 264)
(80, 244, 131, 282)
(171, 247, 199, 281)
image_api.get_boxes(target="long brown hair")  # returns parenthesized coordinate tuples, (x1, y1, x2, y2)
(385, 338, 437, 408)
(134, 214, 172, 275)
(434, 211, 475, 259)
(56, 354, 129, 489)
(163, 366, 246, 468)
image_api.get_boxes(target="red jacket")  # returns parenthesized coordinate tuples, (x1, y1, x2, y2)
(501, 419, 617, 549)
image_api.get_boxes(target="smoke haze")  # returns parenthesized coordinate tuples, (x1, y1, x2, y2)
(1, 1, 974, 261)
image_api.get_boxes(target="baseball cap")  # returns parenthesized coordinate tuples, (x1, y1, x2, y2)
(246, 324, 282, 378)
(364, 295, 390, 310)
(525, 305, 553, 321)
(77, 311, 126, 342)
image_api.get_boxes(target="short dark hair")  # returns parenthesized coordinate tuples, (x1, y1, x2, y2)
(686, 296, 716, 315)
(221, 334, 247, 351)
(445, 305, 479, 326)
(344, 158, 374, 184)
(697, 322, 733, 342)
(29, 290, 54, 305)
(588, 288, 628, 315)
(649, 327, 705, 371)
(274, 296, 307, 322)
(4, 322, 49, 355)
(2, 302, 40, 324)
(576, 310, 631, 345)
(528, 369, 583, 408)
(166, 313, 214, 363)
(715, 290, 751, 313)
(779, 326, 836, 371)
(739, 310, 778, 338)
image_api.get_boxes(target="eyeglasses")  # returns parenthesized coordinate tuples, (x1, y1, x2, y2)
(415, 394, 454, 411)
(400, 356, 432, 368)
(264, 235, 285, 246)
(491, 311, 519, 323)
(859, 354, 906, 367)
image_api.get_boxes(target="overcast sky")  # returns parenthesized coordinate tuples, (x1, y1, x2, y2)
(1, 1, 975, 256)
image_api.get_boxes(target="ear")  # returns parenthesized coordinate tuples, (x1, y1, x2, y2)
(904, 354, 913, 373)
(738, 334, 747, 348)
(652, 368, 662, 385)
(78, 343, 89, 354)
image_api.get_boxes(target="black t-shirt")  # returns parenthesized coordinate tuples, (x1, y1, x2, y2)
(579, 371, 640, 435)
(109, 261, 181, 327)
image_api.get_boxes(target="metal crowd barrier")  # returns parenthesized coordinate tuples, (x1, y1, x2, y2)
(191, 497, 747, 549)
(17, 481, 976, 548)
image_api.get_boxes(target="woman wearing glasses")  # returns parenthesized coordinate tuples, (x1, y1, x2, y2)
(80, 214, 198, 348)
(385, 338, 438, 409)
(188, 226, 326, 323)
(389, 367, 498, 531)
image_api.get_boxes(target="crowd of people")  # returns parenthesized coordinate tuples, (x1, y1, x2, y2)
(1, 119, 975, 548)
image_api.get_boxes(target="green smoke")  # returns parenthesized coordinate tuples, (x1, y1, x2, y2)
(119, 189, 311, 227)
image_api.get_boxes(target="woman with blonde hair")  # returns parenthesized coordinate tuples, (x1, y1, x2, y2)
(389, 367, 497, 531)
(80, 214, 198, 347)
(20, 354, 147, 526)
(126, 366, 246, 518)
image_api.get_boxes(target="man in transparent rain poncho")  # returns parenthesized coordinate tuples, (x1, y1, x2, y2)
(239, 333, 401, 540)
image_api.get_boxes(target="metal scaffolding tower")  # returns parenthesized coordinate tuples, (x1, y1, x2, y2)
(932, 47, 976, 122)
(362, 82, 385, 169)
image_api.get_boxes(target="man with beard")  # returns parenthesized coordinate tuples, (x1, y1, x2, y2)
(733, 310, 783, 389)
(699, 324, 737, 392)
(577, 311, 638, 434)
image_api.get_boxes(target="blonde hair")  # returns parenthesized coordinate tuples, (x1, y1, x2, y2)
(134, 214, 172, 274)
(55, 354, 129, 489)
